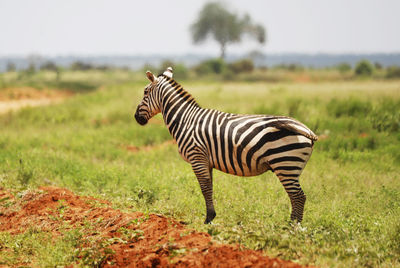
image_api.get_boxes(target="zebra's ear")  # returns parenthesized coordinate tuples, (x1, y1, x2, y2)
(163, 67, 173, 78)
(146, 71, 157, 83)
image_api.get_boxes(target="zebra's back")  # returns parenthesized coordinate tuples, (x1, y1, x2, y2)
(194, 112, 315, 177)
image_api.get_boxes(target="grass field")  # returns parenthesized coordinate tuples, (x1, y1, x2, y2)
(1, 71, 400, 267)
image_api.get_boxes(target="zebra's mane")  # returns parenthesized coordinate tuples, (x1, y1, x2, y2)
(158, 74, 200, 108)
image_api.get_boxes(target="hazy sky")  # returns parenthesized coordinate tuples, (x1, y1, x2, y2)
(0, 0, 399, 57)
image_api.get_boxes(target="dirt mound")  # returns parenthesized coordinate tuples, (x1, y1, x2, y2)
(0, 187, 303, 267)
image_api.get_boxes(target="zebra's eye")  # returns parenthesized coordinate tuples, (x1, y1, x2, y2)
(144, 88, 149, 95)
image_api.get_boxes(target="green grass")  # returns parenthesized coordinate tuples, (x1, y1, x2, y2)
(0, 221, 116, 266)
(0, 72, 399, 267)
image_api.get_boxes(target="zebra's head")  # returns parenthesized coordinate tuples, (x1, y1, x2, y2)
(134, 67, 173, 125)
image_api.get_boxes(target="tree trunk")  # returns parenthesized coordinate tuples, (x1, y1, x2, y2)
(56, 69, 61, 82)
(220, 42, 226, 59)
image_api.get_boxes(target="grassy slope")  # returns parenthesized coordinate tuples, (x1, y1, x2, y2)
(1, 74, 399, 267)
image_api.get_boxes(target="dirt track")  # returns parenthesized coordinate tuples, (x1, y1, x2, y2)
(0, 187, 303, 267)
(0, 87, 72, 114)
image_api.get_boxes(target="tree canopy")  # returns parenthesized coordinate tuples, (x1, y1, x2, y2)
(190, 2, 266, 59)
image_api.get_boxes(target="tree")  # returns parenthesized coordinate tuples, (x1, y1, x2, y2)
(40, 61, 58, 72)
(190, 2, 266, 59)
(355, 59, 374, 77)
(40, 61, 61, 81)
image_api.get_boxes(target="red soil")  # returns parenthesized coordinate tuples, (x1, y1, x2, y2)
(0, 187, 303, 267)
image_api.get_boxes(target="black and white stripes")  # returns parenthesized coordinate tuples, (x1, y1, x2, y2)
(135, 68, 317, 223)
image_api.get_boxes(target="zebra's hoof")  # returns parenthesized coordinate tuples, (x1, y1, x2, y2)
(290, 216, 303, 223)
(204, 210, 216, 224)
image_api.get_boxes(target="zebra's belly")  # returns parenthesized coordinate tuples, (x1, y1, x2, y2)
(212, 159, 271, 177)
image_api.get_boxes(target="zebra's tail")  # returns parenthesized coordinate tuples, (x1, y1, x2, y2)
(268, 117, 318, 142)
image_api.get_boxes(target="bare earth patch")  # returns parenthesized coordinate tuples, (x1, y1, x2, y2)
(0, 87, 73, 114)
(0, 187, 303, 267)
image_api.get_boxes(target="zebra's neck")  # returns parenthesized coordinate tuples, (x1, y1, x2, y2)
(158, 76, 201, 139)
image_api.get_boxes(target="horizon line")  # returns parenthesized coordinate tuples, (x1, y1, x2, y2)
(1, 51, 400, 58)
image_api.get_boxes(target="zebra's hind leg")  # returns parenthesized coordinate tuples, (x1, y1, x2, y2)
(191, 155, 216, 224)
(288, 188, 306, 222)
(277, 174, 306, 222)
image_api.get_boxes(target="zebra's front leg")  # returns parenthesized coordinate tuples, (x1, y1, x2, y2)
(191, 157, 215, 224)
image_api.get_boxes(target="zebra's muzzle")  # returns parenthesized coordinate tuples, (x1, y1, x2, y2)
(134, 109, 148, 126)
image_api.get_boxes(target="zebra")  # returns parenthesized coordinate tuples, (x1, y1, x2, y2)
(134, 67, 318, 224)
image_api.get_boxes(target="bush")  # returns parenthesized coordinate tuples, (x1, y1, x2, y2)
(194, 58, 226, 75)
(25, 63, 36, 76)
(385, 66, 400, 79)
(374, 62, 383, 70)
(274, 63, 304, 72)
(141, 63, 157, 74)
(70, 61, 93, 71)
(40, 61, 59, 72)
(173, 64, 189, 80)
(354, 60, 374, 77)
(228, 59, 254, 73)
(6, 62, 16, 72)
(158, 60, 188, 80)
(158, 60, 174, 75)
(336, 63, 352, 73)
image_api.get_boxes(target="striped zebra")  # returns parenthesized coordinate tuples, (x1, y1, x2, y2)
(134, 67, 317, 224)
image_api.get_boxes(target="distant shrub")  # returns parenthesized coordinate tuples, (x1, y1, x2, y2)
(40, 61, 59, 71)
(327, 98, 372, 118)
(228, 59, 254, 73)
(385, 66, 400, 79)
(70, 61, 93, 71)
(258, 66, 268, 71)
(374, 62, 383, 70)
(174, 64, 189, 80)
(40, 61, 61, 81)
(158, 60, 189, 80)
(25, 63, 36, 76)
(158, 60, 175, 74)
(336, 63, 352, 73)
(6, 62, 16, 72)
(95, 65, 110, 71)
(47, 81, 97, 93)
(141, 63, 157, 73)
(222, 68, 235, 80)
(354, 60, 374, 77)
(194, 58, 226, 75)
(274, 63, 304, 72)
